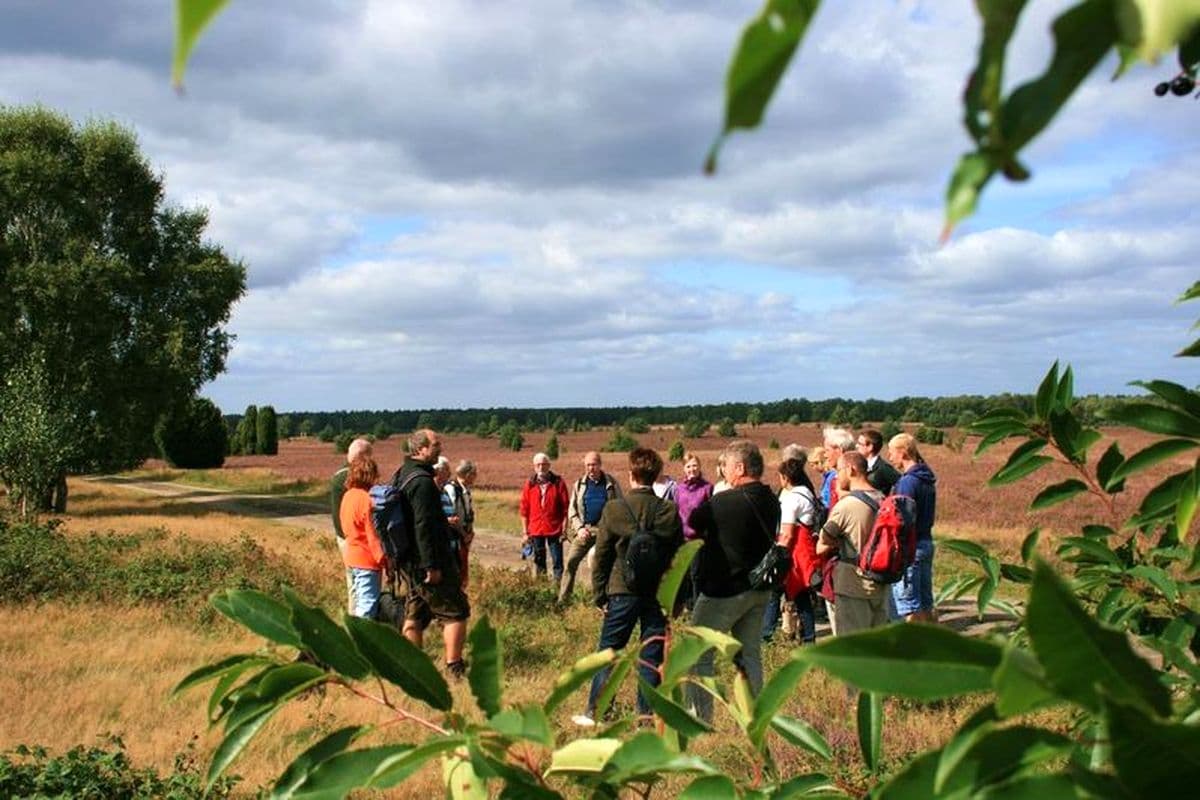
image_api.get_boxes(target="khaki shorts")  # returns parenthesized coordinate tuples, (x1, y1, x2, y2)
(401, 568, 471, 628)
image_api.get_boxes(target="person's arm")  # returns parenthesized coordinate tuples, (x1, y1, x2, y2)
(591, 504, 618, 607)
(688, 498, 714, 541)
(330, 471, 346, 537)
(567, 480, 585, 539)
(556, 479, 570, 536)
(816, 506, 845, 557)
(518, 483, 531, 538)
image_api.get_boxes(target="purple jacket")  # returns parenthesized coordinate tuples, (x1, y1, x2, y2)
(674, 476, 713, 540)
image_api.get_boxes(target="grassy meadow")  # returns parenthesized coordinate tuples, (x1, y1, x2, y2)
(8, 421, 1157, 797)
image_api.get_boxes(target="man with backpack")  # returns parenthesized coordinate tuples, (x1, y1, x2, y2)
(391, 429, 471, 678)
(572, 447, 681, 727)
(685, 440, 781, 722)
(816, 450, 889, 636)
(559, 451, 622, 604)
(888, 433, 938, 622)
(331, 437, 374, 613)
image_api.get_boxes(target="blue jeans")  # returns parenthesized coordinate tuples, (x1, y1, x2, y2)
(762, 590, 816, 642)
(586, 594, 667, 716)
(350, 568, 382, 619)
(531, 535, 564, 582)
(892, 539, 935, 617)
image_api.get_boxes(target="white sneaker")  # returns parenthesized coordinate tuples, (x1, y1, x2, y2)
(571, 713, 596, 728)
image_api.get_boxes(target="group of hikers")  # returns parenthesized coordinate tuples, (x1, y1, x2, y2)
(329, 426, 937, 721)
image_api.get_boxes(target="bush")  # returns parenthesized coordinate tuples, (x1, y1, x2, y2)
(915, 425, 944, 445)
(0, 737, 236, 799)
(317, 424, 336, 443)
(767, 438, 779, 449)
(277, 414, 293, 440)
(623, 416, 650, 434)
(667, 440, 685, 461)
(232, 405, 257, 455)
(603, 430, 639, 452)
(545, 434, 560, 459)
(154, 397, 227, 469)
(373, 420, 392, 440)
(498, 422, 523, 451)
(716, 417, 737, 437)
(880, 417, 902, 441)
(680, 417, 708, 438)
(256, 405, 278, 455)
(333, 431, 355, 454)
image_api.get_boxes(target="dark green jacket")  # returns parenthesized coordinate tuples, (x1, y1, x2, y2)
(592, 487, 683, 603)
(867, 458, 901, 496)
(330, 466, 349, 539)
(394, 457, 455, 573)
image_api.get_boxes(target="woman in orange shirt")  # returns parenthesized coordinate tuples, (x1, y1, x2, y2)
(339, 454, 386, 618)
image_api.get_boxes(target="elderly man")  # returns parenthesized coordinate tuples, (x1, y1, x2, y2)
(816, 450, 888, 636)
(888, 433, 938, 622)
(392, 429, 471, 678)
(857, 429, 900, 496)
(519, 452, 571, 582)
(331, 437, 373, 613)
(821, 427, 854, 508)
(444, 460, 477, 588)
(559, 451, 622, 604)
(686, 440, 780, 722)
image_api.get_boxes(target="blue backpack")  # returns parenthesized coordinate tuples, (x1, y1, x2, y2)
(369, 482, 412, 565)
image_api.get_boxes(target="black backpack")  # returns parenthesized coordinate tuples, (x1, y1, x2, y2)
(620, 498, 677, 598)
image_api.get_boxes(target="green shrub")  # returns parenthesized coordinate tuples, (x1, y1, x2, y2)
(232, 405, 257, 455)
(155, 397, 227, 469)
(680, 417, 709, 438)
(667, 440, 685, 461)
(623, 416, 650, 434)
(603, 429, 638, 452)
(317, 424, 336, 443)
(716, 417, 737, 437)
(880, 417, 902, 441)
(333, 431, 355, 454)
(767, 438, 779, 449)
(915, 425, 944, 445)
(372, 420, 392, 440)
(545, 433, 560, 459)
(497, 422, 523, 451)
(256, 405, 278, 455)
(0, 736, 236, 799)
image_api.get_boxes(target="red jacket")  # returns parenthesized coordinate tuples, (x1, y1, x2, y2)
(519, 473, 570, 537)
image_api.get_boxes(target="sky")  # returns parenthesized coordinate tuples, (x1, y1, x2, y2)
(2, 0, 1196, 413)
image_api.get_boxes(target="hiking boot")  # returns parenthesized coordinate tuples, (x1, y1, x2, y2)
(446, 660, 468, 680)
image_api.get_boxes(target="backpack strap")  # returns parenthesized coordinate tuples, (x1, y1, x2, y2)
(848, 490, 880, 514)
(739, 488, 776, 547)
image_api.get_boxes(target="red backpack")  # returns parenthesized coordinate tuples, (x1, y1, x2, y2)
(849, 492, 917, 584)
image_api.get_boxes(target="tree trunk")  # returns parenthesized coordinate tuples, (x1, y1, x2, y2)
(52, 472, 68, 513)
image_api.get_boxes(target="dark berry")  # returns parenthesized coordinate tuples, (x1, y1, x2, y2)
(1155, 81, 1171, 96)
(1170, 75, 1195, 96)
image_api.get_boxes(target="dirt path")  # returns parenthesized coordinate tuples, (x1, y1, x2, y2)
(86, 475, 1013, 636)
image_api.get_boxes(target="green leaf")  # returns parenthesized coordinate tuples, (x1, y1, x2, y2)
(934, 704, 999, 793)
(662, 629, 721, 688)
(287, 745, 412, 799)
(1029, 479, 1089, 510)
(467, 615, 502, 717)
(1183, 24, 1200, 69)
(657, 539, 703, 611)
(962, 0, 1030, 144)
(989, 444, 1052, 487)
(344, 616, 452, 711)
(208, 664, 271, 725)
(769, 774, 843, 798)
(173, 653, 272, 696)
(282, 588, 370, 680)
(1130, 379, 1200, 419)
(370, 738, 467, 789)
(638, 677, 712, 737)
(544, 649, 616, 714)
(1056, 537, 1123, 567)
(1096, 441, 1125, 492)
(799, 624, 1003, 700)
(443, 754, 487, 800)
(939, 538, 989, 561)
(943, 152, 996, 235)
(1127, 564, 1180, 604)
(872, 749, 940, 800)
(592, 651, 633, 723)
(1114, 0, 1200, 63)
(1108, 696, 1200, 796)
(172, 0, 230, 88)
(1000, 3, 1117, 153)
(224, 663, 326, 731)
(706, 0, 822, 174)
(938, 726, 1074, 795)
(1026, 561, 1171, 717)
(270, 726, 367, 800)
(545, 738, 622, 775)
(207, 707, 276, 790)
(488, 705, 552, 747)
(977, 561, 999, 619)
(1020, 529, 1040, 563)
(1055, 364, 1075, 410)
(1177, 458, 1200, 540)
(1133, 469, 1192, 525)
(1034, 363, 1059, 419)
(749, 655, 810, 747)
(681, 775, 738, 800)
(992, 647, 1058, 718)
(603, 732, 718, 783)
(856, 691, 882, 773)
(681, 624, 744, 660)
(769, 715, 832, 761)
(1104, 401, 1200, 439)
(1048, 409, 1088, 462)
(998, 563, 1032, 584)
(211, 589, 301, 648)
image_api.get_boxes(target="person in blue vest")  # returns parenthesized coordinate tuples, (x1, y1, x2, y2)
(888, 433, 938, 623)
(559, 451, 622, 604)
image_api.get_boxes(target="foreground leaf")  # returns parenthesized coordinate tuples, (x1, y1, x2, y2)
(1030, 479, 1089, 510)
(658, 539, 703, 611)
(856, 691, 882, 773)
(1026, 561, 1171, 717)
(271, 726, 367, 800)
(212, 589, 301, 648)
(769, 715, 832, 760)
(467, 615, 502, 717)
(545, 738, 622, 775)
(545, 649, 616, 714)
(603, 732, 718, 783)
(800, 624, 1003, 699)
(638, 677, 712, 738)
(1108, 696, 1200, 797)
(748, 655, 809, 747)
(172, 0, 230, 88)
(345, 616, 452, 711)
(283, 587, 370, 680)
